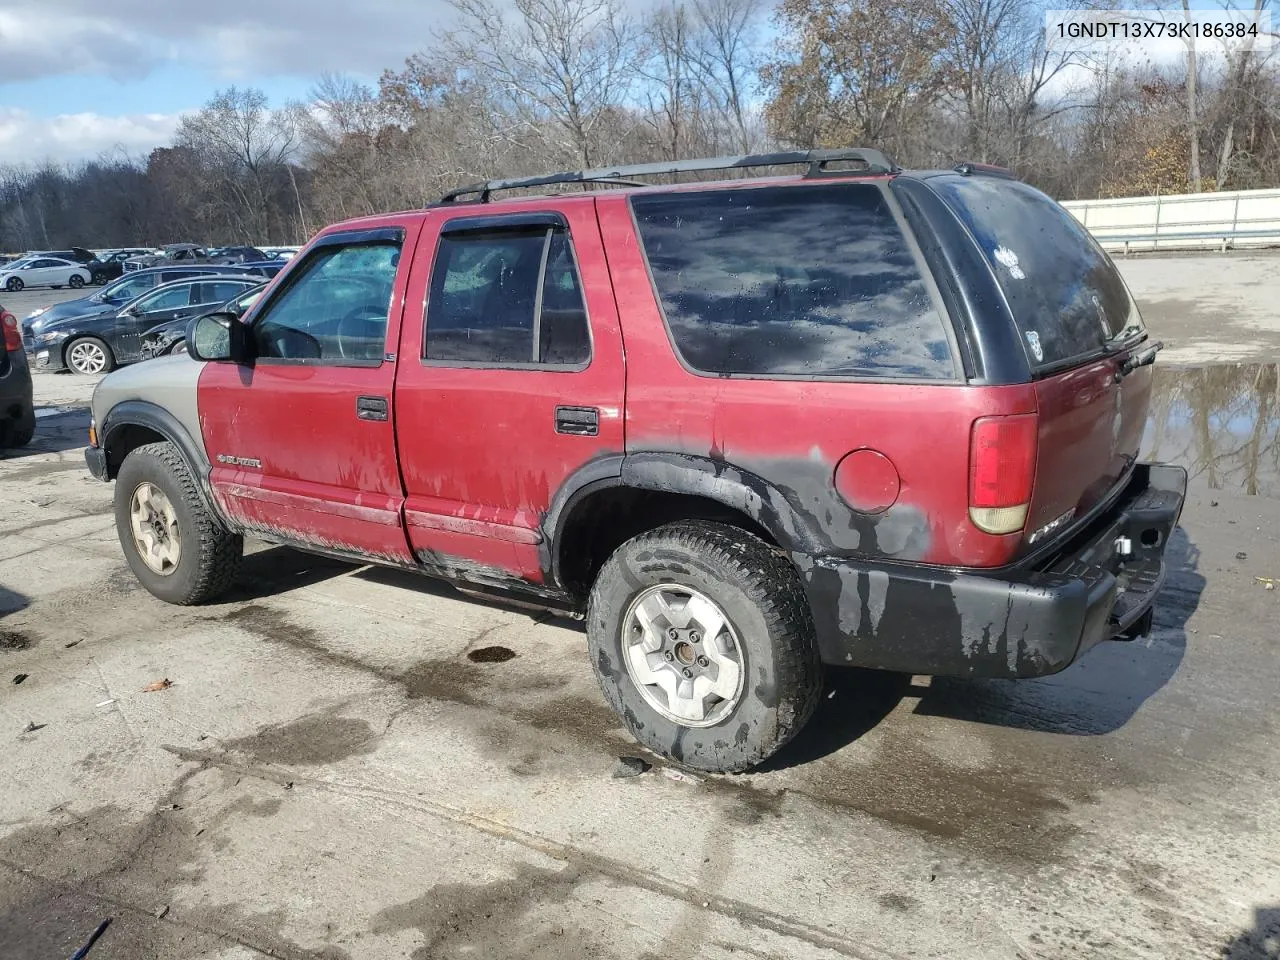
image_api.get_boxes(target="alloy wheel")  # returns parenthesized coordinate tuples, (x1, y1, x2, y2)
(128, 482, 181, 576)
(621, 583, 745, 726)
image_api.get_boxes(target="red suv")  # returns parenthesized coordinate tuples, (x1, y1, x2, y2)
(84, 150, 1186, 772)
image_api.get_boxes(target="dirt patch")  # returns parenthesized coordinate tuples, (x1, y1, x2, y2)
(371, 863, 603, 960)
(224, 713, 380, 766)
(0, 629, 32, 651)
(467, 645, 517, 663)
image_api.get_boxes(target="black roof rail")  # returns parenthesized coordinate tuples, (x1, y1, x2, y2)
(954, 161, 1016, 179)
(435, 148, 899, 204)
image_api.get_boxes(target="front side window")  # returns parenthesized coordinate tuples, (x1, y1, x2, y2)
(253, 241, 399, 363)
(137, 285, 194, 313)
(630, 184, 954, 379)
(105, 275, 156, 300)
(425, 225, 590, 366)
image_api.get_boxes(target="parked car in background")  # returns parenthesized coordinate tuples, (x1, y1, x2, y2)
(123, 243, 211, 272)
(208, 246, 268, 265)
(87, 249, 154, 285)
(29, 247, 97, 265)
(26, 275, 260, 374)
(260, 246, 300, 260)
(141, 281, 268, 358)
(2, 256, 92, 292)
(1, 302, 35, 448)
(22, 265, 258, 339)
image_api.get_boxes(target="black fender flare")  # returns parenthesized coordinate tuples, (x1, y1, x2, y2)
(544, 451, 826, 588)
(99, 400, 222, 518)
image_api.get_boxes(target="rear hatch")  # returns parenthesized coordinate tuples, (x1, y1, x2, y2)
(931, 175, 1152, 550)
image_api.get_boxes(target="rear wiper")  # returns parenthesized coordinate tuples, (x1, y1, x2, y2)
(1104, 324, 1146, 352)
(1117, 341, 1163, 378)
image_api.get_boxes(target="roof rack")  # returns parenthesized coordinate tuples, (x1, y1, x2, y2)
(436, 148, 898, 204)
(954, 161, 1016, 179)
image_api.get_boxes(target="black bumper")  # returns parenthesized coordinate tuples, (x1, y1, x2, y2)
(85, 445, 108, 480)
(804, 463, 1188, 678)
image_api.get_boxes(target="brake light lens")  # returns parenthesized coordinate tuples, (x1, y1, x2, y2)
(1, 311, 20, 352)
(969, 413, 1038, 534)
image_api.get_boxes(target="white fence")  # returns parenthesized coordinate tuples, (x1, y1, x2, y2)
(1062, 187, 1280, 253)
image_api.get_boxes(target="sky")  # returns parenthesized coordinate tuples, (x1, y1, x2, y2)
(0, 0, 461, 165)
(0, 0, 1262, 167)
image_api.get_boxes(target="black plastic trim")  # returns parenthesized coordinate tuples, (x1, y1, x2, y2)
(441, 212, 568, 234)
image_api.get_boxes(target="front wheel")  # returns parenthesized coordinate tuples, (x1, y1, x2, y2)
(168, 340, 187, 356)
(114, 442, 243, 604)
(6, 277, 22, 292)
(69, 274, 85, 289)
(587, 520, 821, 773)
(65, 337, 115, 375)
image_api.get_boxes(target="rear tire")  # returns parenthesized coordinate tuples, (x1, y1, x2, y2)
(92, 271, 107, 285)
(114, 441, 243, 604)
(587, 520, 821, 773)
(65, 336, 114, 375)
(1, 406, 35, 448)
(69, 274, 85, 289)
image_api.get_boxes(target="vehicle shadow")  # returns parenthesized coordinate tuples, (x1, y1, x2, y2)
(224, 545, 364, 602)
(0, 584, 30, 618)
(755, 667, 912, 772)
(912, 526, 1205, 736)
(0, 407, 91, 459)
(1220, 906, 1280, 959)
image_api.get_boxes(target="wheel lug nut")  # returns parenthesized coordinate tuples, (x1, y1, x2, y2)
(696, 655, 709, 667)
(681, 668, 693, 679)
(667, 628, 679, 641)
(689, 631, 701, 644)
(664, 651, 675, 662)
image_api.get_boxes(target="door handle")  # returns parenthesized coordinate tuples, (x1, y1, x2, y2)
(555, 405, 599, 436)
(356, 395, 389, 421)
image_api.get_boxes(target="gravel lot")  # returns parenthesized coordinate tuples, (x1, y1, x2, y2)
(2, 258, 1279, 959)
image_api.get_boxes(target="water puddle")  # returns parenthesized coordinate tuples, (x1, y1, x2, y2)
(1144, 362, 1279, 497)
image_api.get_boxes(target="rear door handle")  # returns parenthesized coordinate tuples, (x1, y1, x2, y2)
(555, 405, 599, 436)
(357, 395, 389, 421)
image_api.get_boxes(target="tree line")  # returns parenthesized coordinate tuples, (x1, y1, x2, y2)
(2, 0, 1276, 251)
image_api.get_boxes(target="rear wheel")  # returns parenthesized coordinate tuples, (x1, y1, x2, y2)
(587, 520, 821, 773)
(65, 337, 114, 375)
(92, 271, 108, 285)
(69, 274, 85, 289)
(114, 441, 243, 604)
(6, 277, 23, 292)
(1, 406, 35, 448)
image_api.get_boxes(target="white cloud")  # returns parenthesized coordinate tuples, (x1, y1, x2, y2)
(0, 108, 185, 165)
(0, 0, 459, 84)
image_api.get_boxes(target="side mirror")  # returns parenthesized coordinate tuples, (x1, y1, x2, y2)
(188, 312, 252, 363)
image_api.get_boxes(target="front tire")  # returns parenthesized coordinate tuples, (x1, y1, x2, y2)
(587, 520, 821, 773)
(168, 340, 187, 356)
(65, 337, 115, 375)
(6, 277, 22, 292)
(114, 442, 243, 604)
(69, 274, 85, 289)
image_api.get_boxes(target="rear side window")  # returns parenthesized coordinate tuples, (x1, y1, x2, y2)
(931, 176, 1142, 369)
(630, 184, 953, 379)
(425, 225, 590, 366)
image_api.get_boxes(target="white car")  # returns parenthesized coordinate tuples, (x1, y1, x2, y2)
(1, 256, 92, 292)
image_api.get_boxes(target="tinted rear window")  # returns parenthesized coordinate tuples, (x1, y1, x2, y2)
(630, 184, 954, 378)
(931, 176, 1142, 368)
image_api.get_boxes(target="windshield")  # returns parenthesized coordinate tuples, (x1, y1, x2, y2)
(99, 274, 156, 302)
(6, 258, 35, 270)
(930, 175, 1144, 369)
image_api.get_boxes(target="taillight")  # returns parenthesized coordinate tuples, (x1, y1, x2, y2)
(969, 413, 1037, 535)
(1, 311, 21, 352)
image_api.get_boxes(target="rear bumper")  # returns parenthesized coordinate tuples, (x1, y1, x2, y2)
(805, 463, 1188, 678)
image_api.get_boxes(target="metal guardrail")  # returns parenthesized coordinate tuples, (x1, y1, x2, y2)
(1092, 227, 1280, 255)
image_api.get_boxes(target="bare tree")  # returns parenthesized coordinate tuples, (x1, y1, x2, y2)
(439, 0, 640, 167)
